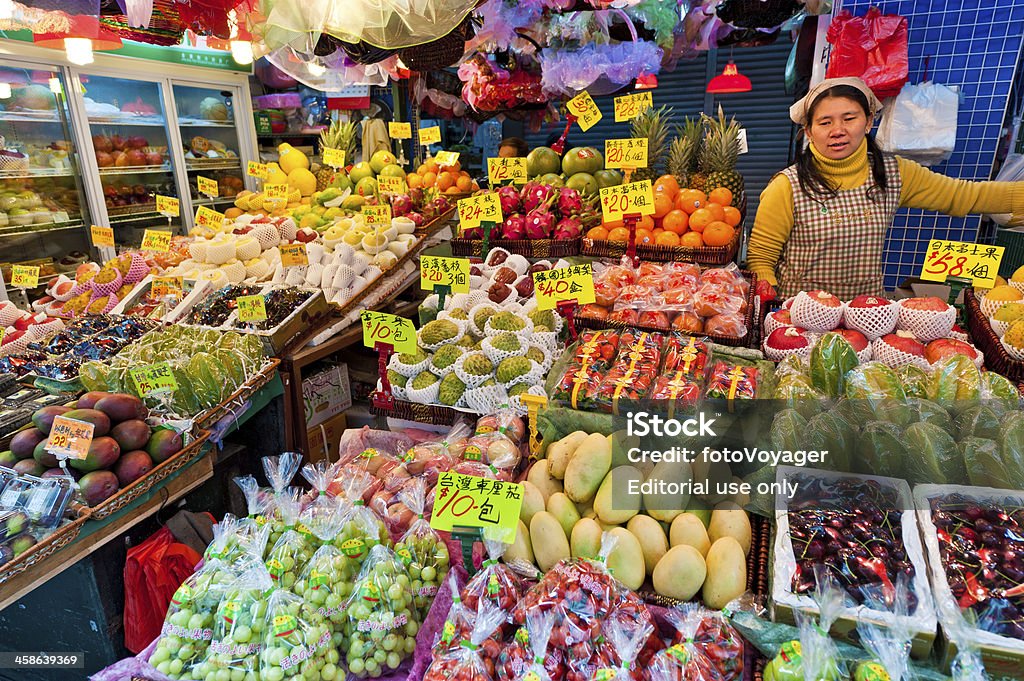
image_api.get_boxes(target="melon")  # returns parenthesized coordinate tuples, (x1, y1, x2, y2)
(199, 97, 229, 121)
(15, 84, 56, 111)
(562, 147, 603, 176)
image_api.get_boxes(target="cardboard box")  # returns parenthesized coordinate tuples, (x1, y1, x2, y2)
(306, 412, 347, 463)
(302, 364, 351, 429)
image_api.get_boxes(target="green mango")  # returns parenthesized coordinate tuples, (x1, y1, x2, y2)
(770, 409, 808, 453)
(904, 421, 965, 485)
(898, 364, 929, 399)
(961, 437, 1009, 489)
(856, 421, 905, 478)
(998, 412, 1024, 491)
(806, 409, 855, 473)
(982, 371, 1020, 414)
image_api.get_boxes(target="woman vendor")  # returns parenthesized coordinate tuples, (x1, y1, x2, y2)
(747, 76, 1024, 299)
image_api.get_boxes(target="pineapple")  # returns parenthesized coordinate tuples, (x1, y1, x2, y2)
(629, 105, 673, 183)
(316, 120, 358, 190)
(698, 105, 744, 202)
(667, 117, 702, 189)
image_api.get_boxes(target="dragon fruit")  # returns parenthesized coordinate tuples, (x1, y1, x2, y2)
(408, 187, 425, 205)
(431, 196, 452, 214)
(521, 182, 555, 212)
(497, 184, 521, 215)
(462, 226, 483, 239)
(500, 214, 527, 240)
(407, 212, 425, 227)
(391, 195, 414, 216)
(556, 187, 583, 216)
(525, 207, 556, 239)
(553, 216, 583, 240)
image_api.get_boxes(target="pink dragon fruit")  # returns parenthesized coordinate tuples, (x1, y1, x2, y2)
(553, 216, 583, 240)
(431, 196, 452, 213)
(500, 214, 526, 240)
(497, 184, 521, 215)
(462, 226, 483, 239)
(555, 187, 583, 217)
(521, 182, 555, 212)
(407, 212, 425, 227)
(391, 195, 414, 216)
(525, 207, 556, 239)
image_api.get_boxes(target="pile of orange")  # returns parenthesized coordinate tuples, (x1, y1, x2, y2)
(585, 175, 740, 248)
(406, 158, 479, 194)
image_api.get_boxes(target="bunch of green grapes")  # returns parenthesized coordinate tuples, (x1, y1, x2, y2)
(258, 589, 341, 681)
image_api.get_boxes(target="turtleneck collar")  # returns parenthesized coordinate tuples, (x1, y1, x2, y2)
(808, 138, 870, 191)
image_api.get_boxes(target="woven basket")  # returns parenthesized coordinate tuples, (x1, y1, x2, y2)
(965, 288, 1024, 381)
(582, 228, 740, 265)
(370, 398, 478, 425)
(0, 514, 89, 586)
(192, 359, 281, 431)
(451, 237, 581, 258)
(399, 18, 473, 72)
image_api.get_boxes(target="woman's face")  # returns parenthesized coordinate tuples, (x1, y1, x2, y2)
(498, 145, 518, 158)
(806, 96, 871, 160)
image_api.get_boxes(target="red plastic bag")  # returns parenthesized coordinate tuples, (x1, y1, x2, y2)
(123, 525, 203, 653)
(825, 7, 909, 99)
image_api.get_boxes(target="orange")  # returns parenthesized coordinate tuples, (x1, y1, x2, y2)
(653, 192, 674, 218)
(603, 219, 624, 231)
(680, 232, 704, 248)
(638, 214, 655, 231)
(703, 221, 735, 247)
(424, 160, 439, 174)
(416, 164, 427, 175)
(636, 228, 654, 245)
(706, 202, 726, 223)
(456, 175, 473, 191)
(422, 171, 437, 188)
(653, 227, 664, 236)
(446, 186, 462, 194)
(676, 189, 707, 214)
(407, 172, 422, 189)
(437, 172, 455, 191)
(654, 174, 680, 196)
(723, 206, 742, 227)
(708, 187, 733, 207)
(587, 226, 610, 240)
(655, 231, 680, 247)
(607, 227, 630, 243)
(663, 209, 689, 234)
(688, 208, 714, 233)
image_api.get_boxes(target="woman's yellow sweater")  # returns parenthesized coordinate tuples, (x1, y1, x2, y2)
(747, 140, 1024, 286)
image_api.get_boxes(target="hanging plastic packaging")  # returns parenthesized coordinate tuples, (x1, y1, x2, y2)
(877, 81, 959, 166)
(423, 603, 507, 681)
(258, 586, 337, 681)
(395, 478, 451, 618)
(333, 468, 391, 583)
(294, 503, 348, 646)
(265, 488, 317, 589)
(825, 7, 909, 99)
(196, 562, 276, 679)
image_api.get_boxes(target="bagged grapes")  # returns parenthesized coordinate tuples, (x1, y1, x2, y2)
(195, 562, 275, 680)
(293, 503, 348, 647)
(265, 488, 317, 590)
(204, 515, 270, 566)
(333, 469, 391, 583)
(258, 586, 340, 681)
(299, 460, 343, 542)
(264, 452, 303, 546)
(234, 475, 272, 535)
(422, 604, 506, 681)
(394, 478, 450, 619)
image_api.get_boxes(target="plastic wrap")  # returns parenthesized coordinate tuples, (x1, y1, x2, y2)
(332, 469, 390, 581)
(649, 604, 725, 681)
(649, 336, 711, 412)
(299, 460, 342, 539)
(294, 512, 349, 647)
(594, 330, 664, 414)
(265, 488, 317, 589)
(462, 537, 522, 615)
(395, 478, 451, 619)
(258, 587, 336, 681)
(422, 603, 506, 681)
(195, 562, 276, 679)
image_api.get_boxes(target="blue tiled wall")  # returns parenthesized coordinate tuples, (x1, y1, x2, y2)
(836, 0, 1024, 289)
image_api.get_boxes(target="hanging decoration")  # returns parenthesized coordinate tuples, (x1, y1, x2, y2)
(33, 13, 123, 64)
(319, 0, 481, 50)
(0, 2, 72, 33)
(99, 0, 183, 46)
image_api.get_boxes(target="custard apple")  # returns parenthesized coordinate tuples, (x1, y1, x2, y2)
(492, 332, 522, 353)
(387, 370, 408, 388)
(525, 346, 546, 365)
(420, 319, 459, 345)
(438, 373, 466, 406)
(481, 378, 497, 388)
(410, 372, 440, 390)
(490, 311, 525, 332)
(397, 348, 428, 365)
(497, 356, 532, 384)
(474, 306, 498, 330)
(463, 352, 493, 376)
(432, 344, 463, 370)
(535, 325, 551, 333)
(508, 382, 530, 397)
(447, 308, 469, 321)
(456, 335, 475, 348)
(528, 309, 556, 330)
(994, 302, 1024, 322)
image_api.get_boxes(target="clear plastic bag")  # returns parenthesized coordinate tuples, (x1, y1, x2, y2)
(234, 475, 272, 540)
(591, 611, 654, 680)
(196, 562, 276, 679)
(299, 460, 342, 543)
(205, 514, 270, 566)
(423, 604, 506, 681)
(877, 81, 959, 167)
(433, 570, 475, 658)
(265, 488, 317, 589)
(258, 586, 338, 681)
(394, 478, 450, 619)
(333, 469, 391, 583)
(294, 507, 349, 647)
(462, 537, 522, 614)
(501, 609, 555, 681)
(653, 604, 744, 681)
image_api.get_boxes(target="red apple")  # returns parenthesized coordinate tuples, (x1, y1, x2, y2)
(128, 136, 147, 148)
(879, 330, 925, 356)
(848, 295, 893, 309)
(294, 228, 318, 243)
(145, 152, 163, 166)
(232, 226, 253, 235)
(766, 326, 812, 351)
(2, 329, 25, 345)
(114, 152, 130, 167)
(901, 296, 949, 312)
(806, 289, 841, 307)
(111, 135, 126, 151)
(92, 135, 112, 153)
(95, 151, 114, 168)
(768, 309, 792, 325)
(834, 328, 868, 352)
(925, 338, 978, 364)
(12, 315, 35, 331)
(125, 149, 146, 166)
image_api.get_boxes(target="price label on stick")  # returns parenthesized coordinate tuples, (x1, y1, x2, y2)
(921, 239, 1005, 289)
(197, 176, 219, 197)
(419, 125, 441, 146)
(247, 161, 268, 179)
(534, 263, 596, 311)
(130, 361, 178, 397)
(91, 225, 114, 248)
(155, 195, 179, 217)
(195, 206, 225, 229)
(361, 310, 416, 354)
(605, 138, 648, 169)
(389, 121, 412, 139)
(566, 91, 602, 131)
(141, 229, 172, 252)
(279, 243, 309, 268)
(457, 193, 503, 231)
(363, 205, 392, 227)
(10, 265, 39, 289)
(377, 175, 406, 194)
(322, 147, 345, 169)
(429, 471, 523, 543)
(613, 91, 653, 122)
(435, 150, 460, 167)
(151, 276, 182, 298)
(487, 157, 528, 185)
(236, 294, 267, 323)
(421, 255, 470, 294)
(264, 183, 288, 200)
(599, 180, 656, 223)
(45, 415, 94, 461)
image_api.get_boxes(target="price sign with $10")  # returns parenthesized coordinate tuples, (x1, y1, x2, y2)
(361, 310, 416, 354)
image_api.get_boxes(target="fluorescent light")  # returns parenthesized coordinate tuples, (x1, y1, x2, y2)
(230, 39, 253, 65)
(48, 77, 62, 95)
(64, 37, 94, 66)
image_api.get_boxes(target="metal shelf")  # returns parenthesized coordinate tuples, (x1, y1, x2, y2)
(184, 160, 241, 172)
(191, 196, 236, 207)
(0, 111, 63, 123)
(178, 119, 236, 128)
(108, 210, 177, 224)
(0, 168, 76, 180)
(98, 164, 173, 176)
(0, 220, 85, 238)
(87, 116, 168, 127)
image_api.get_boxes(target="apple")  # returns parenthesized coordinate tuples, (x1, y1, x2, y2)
(12, 315, 35, 331)
(125, 149, 146, 166)
(847, 295, 893, 309)
(95, 151, 114, 168)
(113, 152, 130, 167)
(834, 328, 868, 352)
(901, 296, 949, 312)
(766, 326, 812, 351)
(879, 330, 925, 357)
(92, 135, 112, 153)
(294, 228, 318, 243)
(768, 309, 792, 325)
(2, 329, 25, 346)
(806, 289, 841, 307)
(145, 152, 163, 166)
(925, 338, 978, 364)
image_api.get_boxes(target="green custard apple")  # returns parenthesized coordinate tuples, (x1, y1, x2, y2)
(438, 373, 466, 406)
(492, 332, 521, 354)
(462, 353, 493, 376)
(397, 348, 428, 365)
(489, 311, 525, 332)
(431, 345, 463, 371)
(446, 308, 468, 321)
(473, 306, 498, 330)
(410, 372, 440, 391)
(528, 309, 555, 330)
(419, 319, 459, 345)
(387, 370, 408, 388)
(496, 356, 532, 384)
(524, 346, 546, 365)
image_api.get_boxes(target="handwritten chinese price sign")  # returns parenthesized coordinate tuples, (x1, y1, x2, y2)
(195, 206, 225, 230)
(487, 157, 528, 185)
(130, 361, 178, 397)
(264, 183, 288, 200)
(566, 91, 602, 131)
(533, 263, 596, 310)
(457, 193, 503, 232)
(435, 150, 460, 167)
(361, 310, 416, 354)
(921, 239, 1004, 289)
(377, 175, 406, 194)
(613, 91, 653, 122)
(605, 138, 648, 170)
(45, 415, 94, 461)
(151, 276, 183, 298)
(197, 176, 219, 197)
(419, 125, 442, 146)
(155, 195, 179, 217)
(599, 180, 656, 222)
(236, 294, 268, 323)
(141, 229, 172, 252)
(429, 471, 524, 542)
(91, 225, 114, 248)
(363, 205, 392, 228)
(322, 147, 346, 169)
(420, 255, 470, 294)
(247, 161, 268, 179)
(10, 265, 39, 289)
(280, 243, 309, 268)
(389, 121, 412, 138)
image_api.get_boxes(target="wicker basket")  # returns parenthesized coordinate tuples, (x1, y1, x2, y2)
(581, 227, 740, 265)
(451, 237, 581, 258)
(413, 206, 458, 237)
(0, 514, 89, 586)
(965, 288, 1024, 381)
(192, 359, 281, 432)
(370, 398, 479, 425)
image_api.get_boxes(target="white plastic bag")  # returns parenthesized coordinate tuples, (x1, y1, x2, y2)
(877, 81, 959, 166)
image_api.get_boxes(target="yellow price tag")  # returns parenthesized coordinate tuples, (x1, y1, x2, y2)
(141, 229, 172, 252)
(363, 205, 392, 227)
(236, 294, 267, 323)
(247, 161, 268, 179)
(130, 361, 178, 396)
(435, 150, 460, 167)
(458, 193, 503, 232)
(421, 255, 470, 294)
(419, 126, 442, 146)
(322, 147, 346, 169)
(197, 176, 219, 197)
(361, 310, 416, 354)
(533, 263, 596, 311)
(389, 122, 412, 139)
(605, 138, 649, 169)
(921, 239, 1005, 289)
(613, 91, 653, 122)
(566, 91, 603, 131)
(429, 471, 524, 542)
(91, 225, 114, 248)
(10, 265, 39, 289)
(195, 206, 225, 229)
(599, 180, 656, 222)
(155, 195, 179, 217)
(45, 415, 95, 461)
(280, 242, 309, 267)
(151, 276, 182, 298)
(377, 175, 407, 194)
(487, 157, 528, 185)
(264, 183, 288, 200)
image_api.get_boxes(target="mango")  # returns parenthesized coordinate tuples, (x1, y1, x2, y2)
(627, 514, 668, 577)
(60, 408, 111, 437)
(12, 459, 44, 476)
(708, 502, 752, 555)
(78, 470, 119, 506)
(146, 427, 183, 464)
(687, 506, 712, 528)
(94, 394, 148, 423)
(76, 391, 113, 409)
(33, 439, 59, 468)
(571, 518, 603, 559)
(520, 481, 546, 525)
(69, 436, 120, 472)
(643, 460, 693, 523)
(547, 493, 581, 538)
(30, 406, 71, 435)
(547, 430, 588, 479)
(10, 427, 46, 459)
(0, 451, 16, 467)
(606, 527, 645, 590)
(530, 511, 570, 572)
(564, 432, 611, 503)
(691, 452, 731, 504)
(703, 537, 746, 609)
(526, 459, 563, 500)
(505, 520, 534, 565)
(111, 419, 150, 452)
(594, 466, 642, 525)
(670, 513, 712, 556)
(653, 545, 706, 600)
(114, 450, 153, 486)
